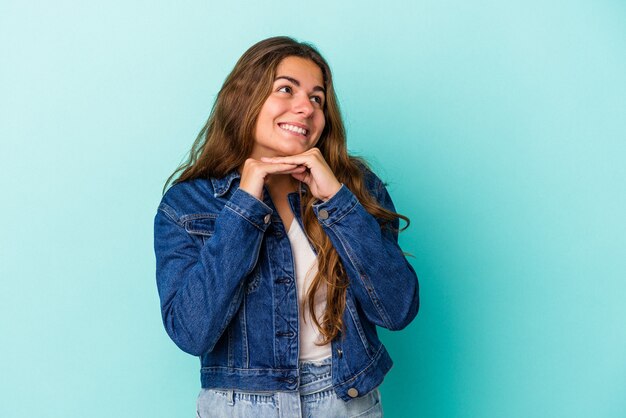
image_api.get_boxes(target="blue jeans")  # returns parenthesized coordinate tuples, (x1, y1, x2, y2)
(196, 357, 383, 417)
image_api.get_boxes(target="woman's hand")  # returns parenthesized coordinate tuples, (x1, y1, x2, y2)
(239, 158, 307, 200)
(261, 148, 342, 202)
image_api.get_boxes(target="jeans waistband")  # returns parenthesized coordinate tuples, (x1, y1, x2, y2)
(297, 356, 332, 396)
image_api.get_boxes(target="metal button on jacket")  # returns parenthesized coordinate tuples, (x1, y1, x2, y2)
(263, 214, 271, 224)
(347, 388, 359, 398)
(318, 209, 329, 220)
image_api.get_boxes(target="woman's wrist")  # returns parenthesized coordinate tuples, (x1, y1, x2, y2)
(320, 182, 343, 202)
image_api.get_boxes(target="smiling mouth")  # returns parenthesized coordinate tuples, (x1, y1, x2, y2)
(278, 123, 308, 137)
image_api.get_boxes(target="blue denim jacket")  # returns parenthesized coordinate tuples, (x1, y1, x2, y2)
(154, 165, 419, 401)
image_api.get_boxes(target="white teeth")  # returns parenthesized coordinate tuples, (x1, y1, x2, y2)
(279, 123, 307, 135)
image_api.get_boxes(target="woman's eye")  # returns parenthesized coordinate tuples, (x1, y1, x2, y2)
(277, 86, 292, 94)
(311, 96, 323, 105)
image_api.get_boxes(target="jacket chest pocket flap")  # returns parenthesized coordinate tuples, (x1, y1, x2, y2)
(183, 214, 217, 238)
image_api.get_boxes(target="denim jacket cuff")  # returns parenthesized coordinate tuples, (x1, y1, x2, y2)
(226, 188, 274, 231)
(312, 184, 358, 226)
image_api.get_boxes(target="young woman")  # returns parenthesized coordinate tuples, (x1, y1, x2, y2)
(154, 36, 419, 417)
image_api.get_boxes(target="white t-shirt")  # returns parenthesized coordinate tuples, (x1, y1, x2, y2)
(286, 219, 332, 361)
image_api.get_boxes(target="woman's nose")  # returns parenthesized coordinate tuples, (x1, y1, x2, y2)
(292, 94, 314, 117)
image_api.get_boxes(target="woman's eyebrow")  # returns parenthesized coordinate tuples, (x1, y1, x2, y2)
(274, 75, 326, 94)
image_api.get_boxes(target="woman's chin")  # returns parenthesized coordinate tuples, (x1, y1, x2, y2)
(277, 146, 310, 156)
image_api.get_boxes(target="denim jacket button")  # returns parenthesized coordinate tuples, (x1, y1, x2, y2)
(318, 209, 329, 220)
(348, 388, 359, 398)
(337, 348, 343, 358)
(263, 214, 271, 224)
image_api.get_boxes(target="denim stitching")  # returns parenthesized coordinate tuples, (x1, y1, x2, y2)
(184, 218, 216, 236)
(317, 194, 358, 227)
(334, 343, 385, 387)
(240, 294, 249, 368)
(158, 203, 182, 226)
(224, 204, 264, 231)
(332, 227, 393, 329)
(345, 298, 374, 360)
(180, 213, 219, 222)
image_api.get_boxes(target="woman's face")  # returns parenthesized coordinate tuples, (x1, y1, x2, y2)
(250, 56, 326, 159)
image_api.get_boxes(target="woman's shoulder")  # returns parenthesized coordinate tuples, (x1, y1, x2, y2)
(350, 157, 386, 195)
(162, 177, 214, 200)
(158, 177, 219, 220)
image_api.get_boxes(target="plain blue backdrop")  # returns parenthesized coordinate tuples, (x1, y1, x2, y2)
(1, 1, 625, 417)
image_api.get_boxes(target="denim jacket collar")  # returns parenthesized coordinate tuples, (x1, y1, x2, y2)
(210, 170, 241, 198)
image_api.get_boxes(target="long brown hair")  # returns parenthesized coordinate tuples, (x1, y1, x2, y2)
(164, 36, 409, 344)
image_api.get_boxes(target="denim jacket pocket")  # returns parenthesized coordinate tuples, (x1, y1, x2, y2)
(183, 213, 261, 294)
(345, 296, 377, 360)
(184, 214, 218, 237)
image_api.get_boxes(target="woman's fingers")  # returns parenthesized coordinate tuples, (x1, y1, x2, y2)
(282, 166, 308, 174)
(290, 170, 310, 184)
(241, 151, 340, 202)
(239, 159, 306, 200)
(261, 155, 314, 167)
(261, 150, 341, 201)
(262, 162, 305, 174)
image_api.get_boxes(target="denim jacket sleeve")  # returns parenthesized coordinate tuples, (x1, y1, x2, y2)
(154, 187, 273, 356)
(312, 175, 419, 330)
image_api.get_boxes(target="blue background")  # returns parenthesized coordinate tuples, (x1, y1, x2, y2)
(1, 1, 625, 417)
